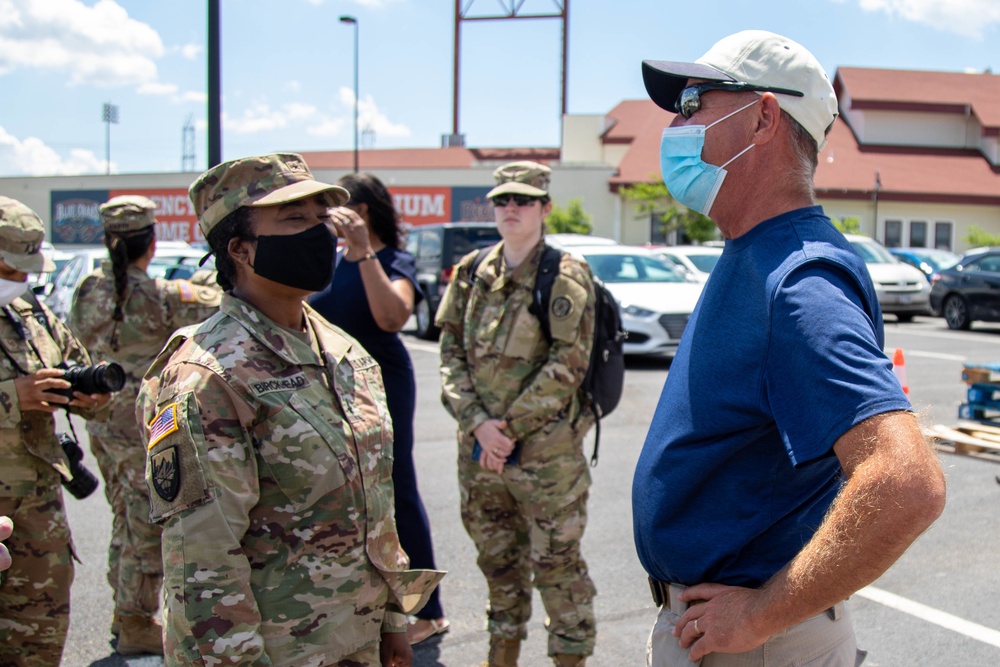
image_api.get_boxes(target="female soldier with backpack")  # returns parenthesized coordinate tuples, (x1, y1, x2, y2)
(436, 161, 598, 667)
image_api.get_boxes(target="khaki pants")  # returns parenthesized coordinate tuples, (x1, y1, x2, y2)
(646, 598, 863, 667)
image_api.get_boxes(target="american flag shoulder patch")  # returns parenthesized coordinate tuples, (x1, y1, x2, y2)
(177, 280, 195, 303)
(148, 403, 180, 449)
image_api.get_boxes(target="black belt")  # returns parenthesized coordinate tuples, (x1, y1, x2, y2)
(648, 577, 696, 612)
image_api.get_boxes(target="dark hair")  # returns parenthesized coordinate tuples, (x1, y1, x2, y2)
(337, 172, 402, 249)
(206, 207, 257, 291)
(105, 227, 155, 326)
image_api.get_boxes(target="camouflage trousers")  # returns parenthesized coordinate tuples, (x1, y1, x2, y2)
(0, 482, 75, 667)
(89, 428, 163, 619)
(459, 447, 597, 657)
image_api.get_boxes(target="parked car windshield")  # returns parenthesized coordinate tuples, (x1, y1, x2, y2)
(583, 253, 688, 283)
(850, 239, 896, 264)
(450, 228, 501, 265)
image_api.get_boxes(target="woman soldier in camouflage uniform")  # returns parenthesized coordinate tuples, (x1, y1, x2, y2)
(436, 162, 598, 667)
(68, 195, 221, 655)
(137, 154, 442, 667)
(0, 197, 112, 667)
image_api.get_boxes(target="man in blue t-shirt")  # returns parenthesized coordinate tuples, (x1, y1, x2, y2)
(633, 31, 946, 667)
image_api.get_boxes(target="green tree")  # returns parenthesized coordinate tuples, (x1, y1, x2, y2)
(619, 180, 718, 244)
(545, 198, 593, 234)
(965, 225, 1000, 248)
(832, 216, 861, 234)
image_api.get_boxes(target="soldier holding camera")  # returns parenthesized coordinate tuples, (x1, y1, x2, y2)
(0, 196, 113, 667)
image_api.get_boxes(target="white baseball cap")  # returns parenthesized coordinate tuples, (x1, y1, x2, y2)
(642, 30, 839, 150)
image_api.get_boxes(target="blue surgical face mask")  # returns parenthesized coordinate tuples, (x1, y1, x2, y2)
(659, 100, 759, 216)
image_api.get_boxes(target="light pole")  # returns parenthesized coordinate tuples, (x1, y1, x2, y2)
(340, 15, 359, 173)
(102, 103, 119, 175)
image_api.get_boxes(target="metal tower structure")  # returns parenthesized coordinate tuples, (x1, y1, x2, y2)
(448, 0, 568, 146)
(182, 114, 196, 172)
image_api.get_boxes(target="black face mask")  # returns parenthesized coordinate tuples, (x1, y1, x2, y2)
(249, 223, 336, 292)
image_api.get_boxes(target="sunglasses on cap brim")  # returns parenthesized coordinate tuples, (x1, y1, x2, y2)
(674, 81, 804, 119)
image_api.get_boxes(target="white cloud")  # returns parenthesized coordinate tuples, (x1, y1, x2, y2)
(837, 0, 1000, 38)
(0, 0, 164, 85)
(179, 43, 201, 60)
(0, 125, 109, 176)
(307, 118, 346, 137)
(338, 87, 411, 139)
(137, 82, 178, 96)
(223, 102, 319, 134)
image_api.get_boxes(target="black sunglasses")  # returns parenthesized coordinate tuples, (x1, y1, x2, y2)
(674, 81, 804, 119)
(491, 194, 540, 207)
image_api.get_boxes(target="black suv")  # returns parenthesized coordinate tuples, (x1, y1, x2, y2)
(406, 222, 501, 339)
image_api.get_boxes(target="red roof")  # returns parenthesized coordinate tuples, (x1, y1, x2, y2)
(297, 146, 559, 171)
(602, 100, 676, 187)
(815, 120, 1000, 205)
(835, 66, 1000, 130)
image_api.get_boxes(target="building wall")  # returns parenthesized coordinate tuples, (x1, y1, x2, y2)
(0, 163, 619, 246)
(819, 197, 1000, 253)
(854, 110, 978, 150)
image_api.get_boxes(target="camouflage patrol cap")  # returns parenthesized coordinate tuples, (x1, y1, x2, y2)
(189, 153, 350, 236)
(0, 196, 54, 273)
(100, 195, 157, 233)
(486, 161, 551, 199)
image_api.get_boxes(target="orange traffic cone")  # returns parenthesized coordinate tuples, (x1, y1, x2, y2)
(892, 348, 909, 395)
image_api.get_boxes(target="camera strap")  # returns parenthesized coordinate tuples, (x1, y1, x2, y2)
(1, 304, 84, 444)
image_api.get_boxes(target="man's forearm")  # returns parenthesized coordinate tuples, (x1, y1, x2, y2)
(755, 411, 945, 636)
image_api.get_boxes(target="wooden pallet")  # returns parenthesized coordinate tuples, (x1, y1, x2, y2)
(924, 423, 1000, 463)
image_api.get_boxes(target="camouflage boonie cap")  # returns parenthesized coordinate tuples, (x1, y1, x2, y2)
(486, 160, 551, 199)
(189, 153, 350, 237)
(0, 196, 54, 273)
(100, 195, 157, 233)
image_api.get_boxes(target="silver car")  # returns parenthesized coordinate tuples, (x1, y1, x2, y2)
(845, 234, 931, 322)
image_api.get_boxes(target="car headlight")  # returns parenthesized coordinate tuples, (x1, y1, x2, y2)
(622, 304, 656, 318)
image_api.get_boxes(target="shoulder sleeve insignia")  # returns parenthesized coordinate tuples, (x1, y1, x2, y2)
(148, 403, 179, 449)
(551, 295, 573, 319)
(176, 280, 196, 303)
(150, 446, 180, 501)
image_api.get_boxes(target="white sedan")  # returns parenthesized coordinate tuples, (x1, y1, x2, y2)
(567, 246, 704, 356)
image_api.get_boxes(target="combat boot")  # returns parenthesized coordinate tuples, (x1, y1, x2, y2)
(116, 615, 164, 656)
(479, 636, 521, 667)
(552, 654, 587, 667)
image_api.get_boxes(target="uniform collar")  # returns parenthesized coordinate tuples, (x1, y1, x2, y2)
(220, 294, 327, 367)
(481, 239, 545, 291)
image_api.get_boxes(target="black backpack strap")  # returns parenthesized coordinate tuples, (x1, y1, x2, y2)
(465, 246, 494, 288)
(528, 244, 563, 346)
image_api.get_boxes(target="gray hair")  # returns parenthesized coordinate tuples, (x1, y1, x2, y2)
(782, 110, 819, 196)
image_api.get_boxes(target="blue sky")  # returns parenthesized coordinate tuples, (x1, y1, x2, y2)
(1, 0, 998, 177)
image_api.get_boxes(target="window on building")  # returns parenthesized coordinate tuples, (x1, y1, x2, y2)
(650, 212, 666, 244)
(909, 221, 927, 248)
(934, 222, 953, 250)
(884, 220, 903, 247)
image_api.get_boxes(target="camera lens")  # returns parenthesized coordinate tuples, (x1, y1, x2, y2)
(62, 362, 126, 395)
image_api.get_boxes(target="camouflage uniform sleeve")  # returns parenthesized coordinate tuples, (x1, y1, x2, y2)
(0, 379, 21, 427)
(141, 366, 269, 666)
(68, 274, 99, 347)
(161, 278, 223, 330)
(505, 258, 596, 443)
(436, 259, 492, 435)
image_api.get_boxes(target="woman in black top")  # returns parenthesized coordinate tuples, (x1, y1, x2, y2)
(309, 173, 448, 645)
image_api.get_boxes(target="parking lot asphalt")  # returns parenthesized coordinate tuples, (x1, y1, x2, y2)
(58, 315, 1000, 666)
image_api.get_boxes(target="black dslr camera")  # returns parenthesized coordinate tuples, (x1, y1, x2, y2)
(53, 361, 126, 398)
(58, 432, 99, 500)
